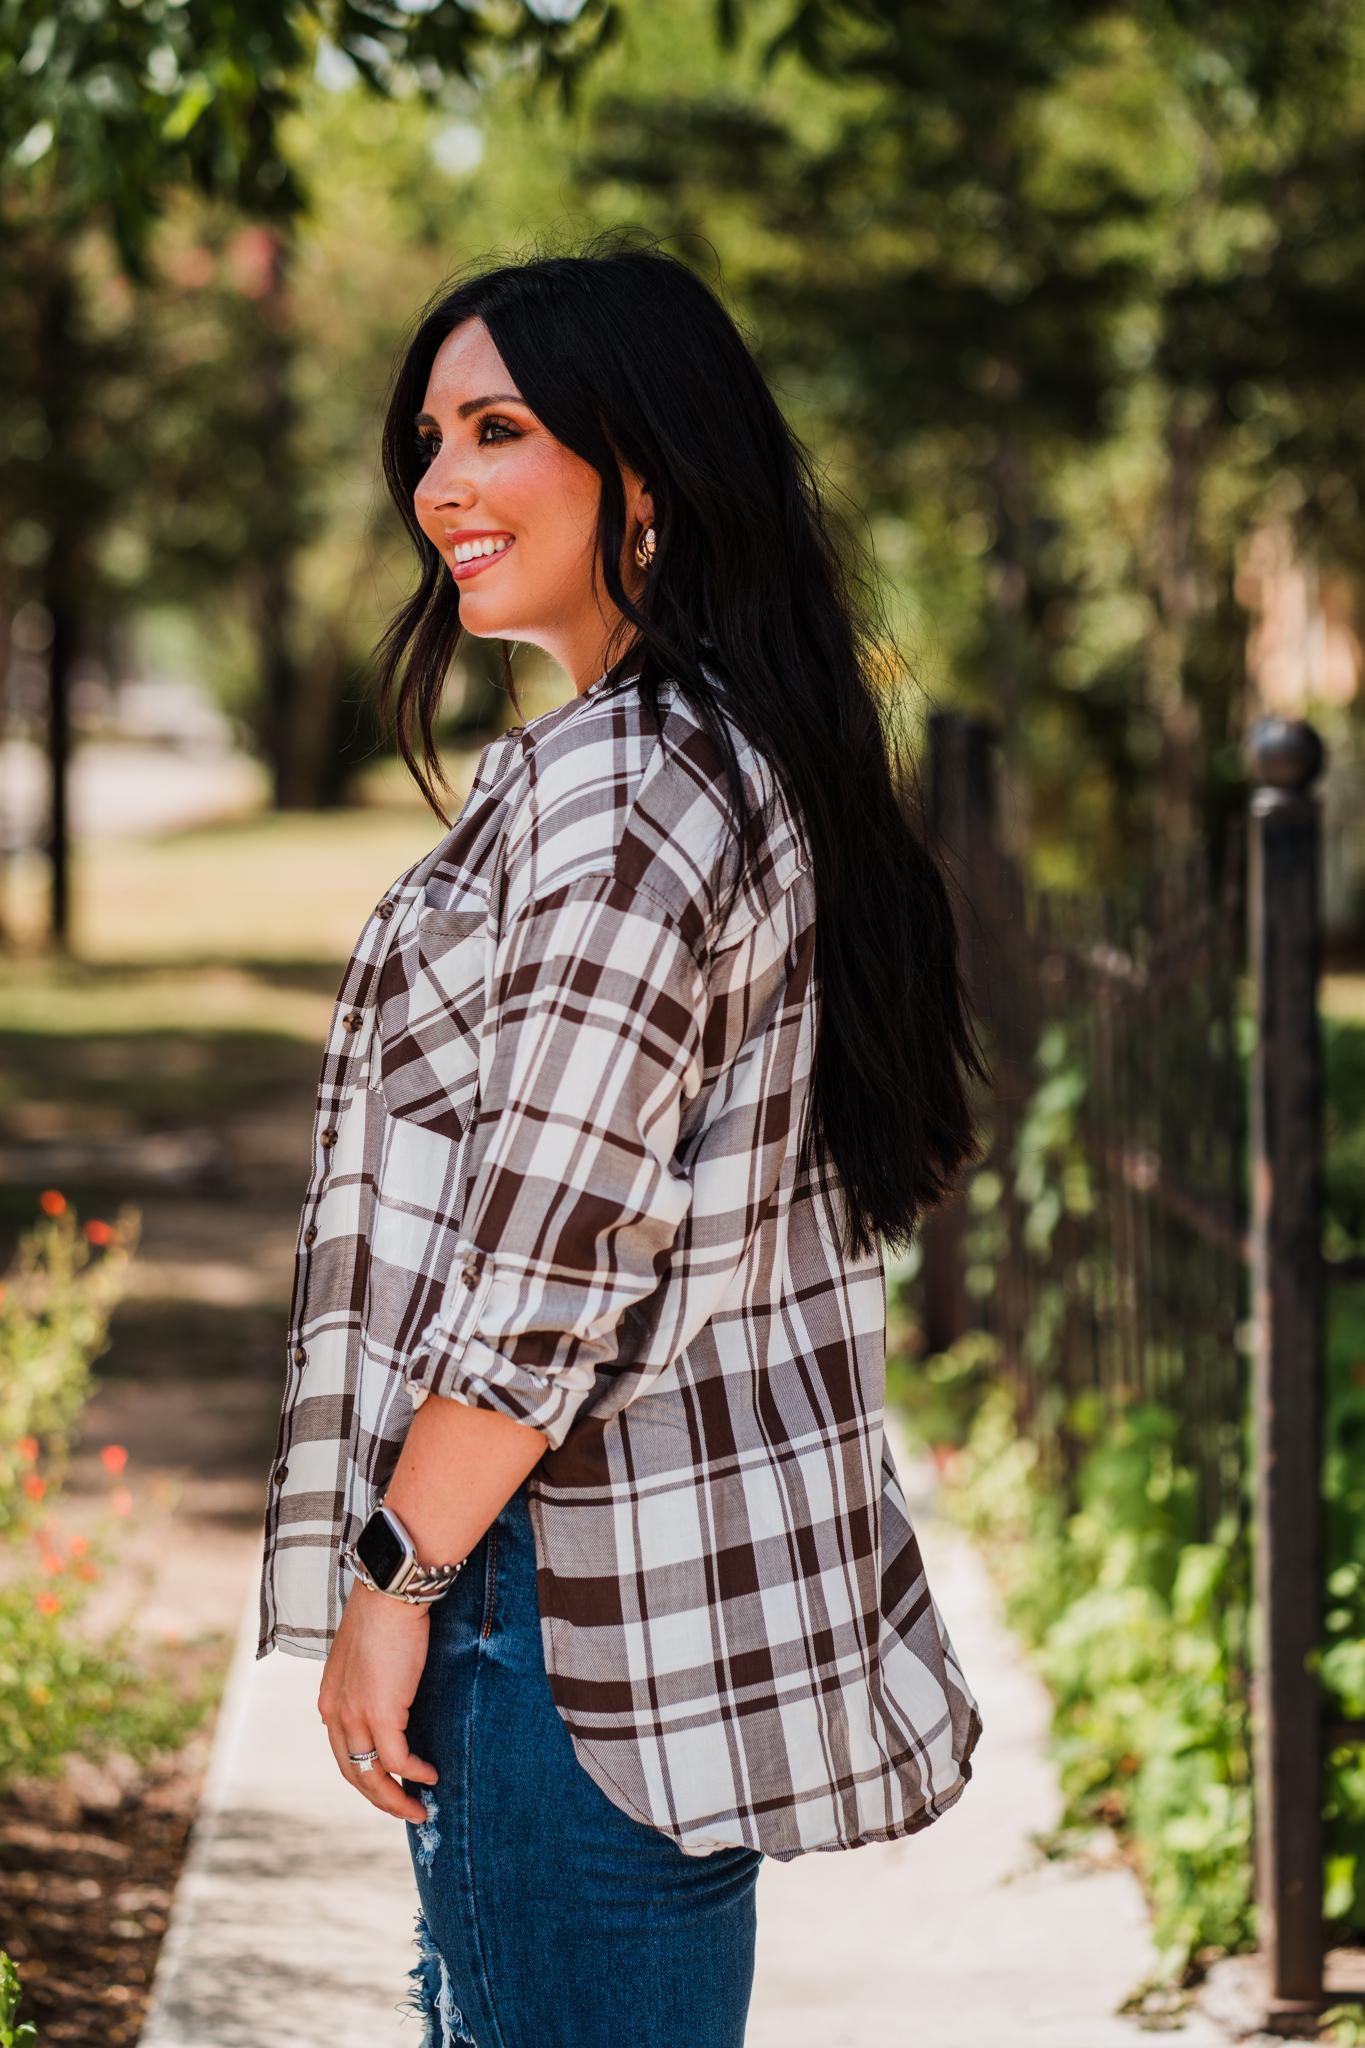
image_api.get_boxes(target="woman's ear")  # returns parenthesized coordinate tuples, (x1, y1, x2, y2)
(627, 472, 654, 531)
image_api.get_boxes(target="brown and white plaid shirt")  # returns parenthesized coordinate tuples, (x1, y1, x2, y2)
(256, 666, 983, 1861)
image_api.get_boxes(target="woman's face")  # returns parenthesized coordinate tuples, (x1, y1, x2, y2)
(412, 316, 653, 692)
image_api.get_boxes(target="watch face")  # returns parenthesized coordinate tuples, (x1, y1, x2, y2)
(355, 1507, 407, 1589)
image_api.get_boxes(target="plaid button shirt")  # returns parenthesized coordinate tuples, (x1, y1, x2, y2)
(256, 667, 983, 1860)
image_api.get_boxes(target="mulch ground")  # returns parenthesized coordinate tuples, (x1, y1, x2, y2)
(0, 1641, 228, 2047)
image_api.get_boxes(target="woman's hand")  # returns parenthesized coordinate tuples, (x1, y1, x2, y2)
(316, 1581, 439, 1822)
(315, 1397, 545, 1821)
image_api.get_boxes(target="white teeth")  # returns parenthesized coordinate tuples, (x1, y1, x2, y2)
(453, 536, 512, 564)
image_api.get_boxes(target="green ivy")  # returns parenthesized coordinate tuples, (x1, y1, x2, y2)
(0, 1954, 36, 2048)
(928, 1375, 1254, 1984)
(892, 1005, 1259, 1987)
(882, 899, 1365, 2042)
(891, 997, 1365, 1996)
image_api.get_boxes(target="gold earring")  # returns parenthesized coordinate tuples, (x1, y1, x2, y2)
(634, 524, 656, 570)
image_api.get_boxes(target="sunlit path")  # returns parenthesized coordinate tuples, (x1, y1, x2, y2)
(746, 1417, 1229, 2048)
(138, 1412, 1256, 2047)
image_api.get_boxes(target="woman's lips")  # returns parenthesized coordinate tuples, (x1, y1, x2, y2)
(450, 538, 515, 582)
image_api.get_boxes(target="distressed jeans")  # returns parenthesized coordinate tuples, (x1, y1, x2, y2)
(400, 1472, 765, 2048)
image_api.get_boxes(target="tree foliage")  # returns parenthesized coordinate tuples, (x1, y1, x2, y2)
(5, 0, 1365, 871)
(522, 0, 1365, 868)
(0, 0, 621, 263)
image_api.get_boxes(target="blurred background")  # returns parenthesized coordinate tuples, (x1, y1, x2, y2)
(3, 2, 1365, 2042)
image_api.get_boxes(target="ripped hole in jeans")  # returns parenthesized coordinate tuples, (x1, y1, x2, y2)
(401, 1906, 479, 2048)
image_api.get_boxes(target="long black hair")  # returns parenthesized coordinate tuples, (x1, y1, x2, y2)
(375, 229, 990, 1261)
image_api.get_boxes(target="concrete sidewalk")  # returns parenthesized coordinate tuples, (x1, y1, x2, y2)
(139, 1419, 1241, 2048)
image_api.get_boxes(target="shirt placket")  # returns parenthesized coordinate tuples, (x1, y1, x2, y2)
(266, 877, 429, 1501)
(261, 725, 527, 1648)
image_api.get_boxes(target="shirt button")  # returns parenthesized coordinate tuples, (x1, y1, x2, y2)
(376, 899, 396, 921)
(303, 1226, 317, 1247)
(274, 1463, 289, 1485)
(320, 1127, 338, 1148)
(460, 1266, 478, 1290)
(342, 1011, 363, 1032)
(292, 1345, 307, 1367)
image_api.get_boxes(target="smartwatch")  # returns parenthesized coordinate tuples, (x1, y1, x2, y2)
(342, 1499, 467, 1606)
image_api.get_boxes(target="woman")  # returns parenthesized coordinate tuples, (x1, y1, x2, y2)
(256, 234, 987, 2048)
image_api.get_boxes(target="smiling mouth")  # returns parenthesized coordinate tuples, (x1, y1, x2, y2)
(450, 537, 515, 582)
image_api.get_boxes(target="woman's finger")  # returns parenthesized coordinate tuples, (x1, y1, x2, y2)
(376, 1733, 439, 1790)
(363, 1726, 438, 1819)
(328, 1720, 431, 1823)
(323, 1717, 369, 1788)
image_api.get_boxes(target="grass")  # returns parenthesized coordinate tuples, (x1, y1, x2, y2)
(0, 769, 470, 1053)
(0, 771, 483, 1257)
(2, 806, 444, 968)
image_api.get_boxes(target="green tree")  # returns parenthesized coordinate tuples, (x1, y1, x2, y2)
(0, 0, 620, 938)
(721, 0, 1365, 857)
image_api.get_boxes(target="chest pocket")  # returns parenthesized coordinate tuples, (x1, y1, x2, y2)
(373, 903, 490, 1141)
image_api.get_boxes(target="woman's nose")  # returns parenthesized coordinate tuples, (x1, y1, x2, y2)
(416, 450, 474, 519)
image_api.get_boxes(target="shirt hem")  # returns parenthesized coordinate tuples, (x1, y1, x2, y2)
(522, 1480, 985, 1862)
(256, 1629, 329, 1664)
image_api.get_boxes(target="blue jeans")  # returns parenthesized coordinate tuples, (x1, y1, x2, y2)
(400, 1473, 764, 2048)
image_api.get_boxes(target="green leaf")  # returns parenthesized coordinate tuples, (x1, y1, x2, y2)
(161, 77, 214, 144)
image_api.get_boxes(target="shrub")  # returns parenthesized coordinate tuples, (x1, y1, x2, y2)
(0, 1951, 37, 2046)
(911, 1369, 1255, 1986)
(0, 1195, 138, 1532)
(0, 1197, 215, 1791)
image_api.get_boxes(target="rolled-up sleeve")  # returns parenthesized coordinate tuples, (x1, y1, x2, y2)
(402, 870, 707, 1449)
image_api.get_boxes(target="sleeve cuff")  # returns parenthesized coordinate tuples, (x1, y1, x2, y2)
(402, 1242, 600, 1451)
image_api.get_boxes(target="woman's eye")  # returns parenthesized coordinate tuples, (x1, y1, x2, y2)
(414, 417, 516, 469)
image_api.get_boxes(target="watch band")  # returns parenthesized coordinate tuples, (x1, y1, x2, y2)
(344, 1548, 465, 1605)
(341, 1499, 468, 1607)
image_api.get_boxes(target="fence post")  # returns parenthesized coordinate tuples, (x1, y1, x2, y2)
(1243, 715, 1327, 2028)
(923, 712, 999, 1354)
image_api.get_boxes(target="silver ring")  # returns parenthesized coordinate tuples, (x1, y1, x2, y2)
(348, 1748, 380, 1773)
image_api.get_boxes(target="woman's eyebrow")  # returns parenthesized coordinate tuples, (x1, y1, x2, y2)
(414, 394, 525, 428)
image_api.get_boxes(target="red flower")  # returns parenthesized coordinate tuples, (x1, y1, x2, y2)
(39, 1189, 66, 1217)
(15, 1435, 38, 1465)
(22, 1473, 45, 1501)
(99, 1443, 129, 1475)
(84, 1219, 115, 1247)
(36, 1591, 62, 1617)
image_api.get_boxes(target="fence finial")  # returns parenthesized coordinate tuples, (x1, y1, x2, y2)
(1244, 716, 1325, 800)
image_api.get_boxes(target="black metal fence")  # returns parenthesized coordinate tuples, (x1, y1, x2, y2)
(993, 828, 1246, 1541)
(921, 710, 1355, 2031)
